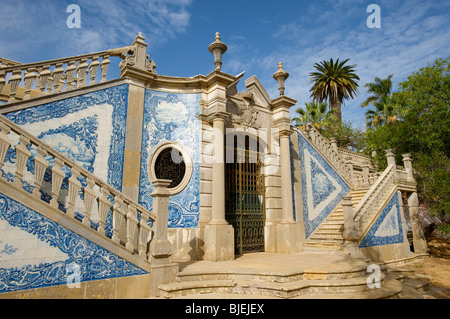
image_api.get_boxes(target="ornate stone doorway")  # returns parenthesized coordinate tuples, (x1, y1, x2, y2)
(225, 135, 265, 255)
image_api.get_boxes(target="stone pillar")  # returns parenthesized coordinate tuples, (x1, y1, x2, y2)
(407, 192, 428, 254)
(203, 112, 234, 261)
(341, 195, 360, 255)
(150, 179, 173, 264)
(385, 149, 398, 178)
(280, 131, 295, 223)
(271, 62, 301, 254)
(345, 156, 355, 187)
(149, 179, 178, 297)
(402, 153, 415, 181)
(362, 162, 370, 187)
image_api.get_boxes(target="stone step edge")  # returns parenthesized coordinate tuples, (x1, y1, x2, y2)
(159, 274, 389, 298)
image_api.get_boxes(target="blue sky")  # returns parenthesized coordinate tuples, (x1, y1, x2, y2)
(1, 0, 449, 129)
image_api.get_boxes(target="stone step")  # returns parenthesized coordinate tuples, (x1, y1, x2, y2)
(160, 273, 387, 299)
(304, 241, 343, 249)
(309, 233, 344, 240)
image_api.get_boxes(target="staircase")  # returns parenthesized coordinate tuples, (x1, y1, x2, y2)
(304, 187, 369, 251)
(155, 252, 434, 299)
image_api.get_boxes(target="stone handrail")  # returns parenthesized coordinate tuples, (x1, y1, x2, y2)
(353, 164, 396, 234)
(0, 46, 133, 103)
(0, 113, 156, 261)
(0, 58, 22, 67)
(353, 172, 381, 189)
(301, 124, 353, 184)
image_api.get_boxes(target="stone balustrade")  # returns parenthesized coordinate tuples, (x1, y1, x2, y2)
(0, 114, 158, 262)
(302, 124, 353, 184)
(0, 46, 132, 103)
(353, 164, 396, 234)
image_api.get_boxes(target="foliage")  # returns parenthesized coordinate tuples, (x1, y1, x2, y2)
(321, 118, 367, 153)
(292, 101, 331, 130)
(309, 58, 360, 123)
(364, 57, 450, 233)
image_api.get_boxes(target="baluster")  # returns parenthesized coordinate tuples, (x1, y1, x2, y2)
(65, 61, 77, 91)
(14, 135, 31, 188)
(83, 177, 97, 227)
(0, 122, 11, 178)
(8, 70, 22, 103)
(52, 63, 64, 93)
(76, 59, 89, 88)
(97, 187, 111, 236)
(46, 75, 54, 94)
(32, 146, 49, 198)
(112, 196, 126, 244)
(23, 68, 37, 100)
(50, 157, 65, 209)
(0, 71, 5, 95)
(38, 65, 51, 97)
(139, 216, 152, 259)
(89, 57, 100, 85)
(67, 167, 82, 218)
(100, 55, 110, 83)
(126, 204, 139, 252)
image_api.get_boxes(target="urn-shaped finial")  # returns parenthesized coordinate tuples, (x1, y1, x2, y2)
(273, 62, 289, 96)
(208, 32, 228, 71)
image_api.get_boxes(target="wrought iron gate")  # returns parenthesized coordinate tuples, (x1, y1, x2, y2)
(225, 138, 265, 255)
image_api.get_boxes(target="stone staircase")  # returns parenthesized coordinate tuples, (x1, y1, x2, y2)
(304, 187, 369, 251)
(156, 253, 434, 299)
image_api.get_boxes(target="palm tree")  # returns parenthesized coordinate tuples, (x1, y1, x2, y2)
(362, 75, 406, 128)
(309, 58, 360, 123)
(365, 96, 399, 129)
(361, 74, 394, 108)
(292, 101, 330, 130)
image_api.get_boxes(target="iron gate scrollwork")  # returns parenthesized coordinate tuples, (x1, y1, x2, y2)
(225, 136, 265, 255)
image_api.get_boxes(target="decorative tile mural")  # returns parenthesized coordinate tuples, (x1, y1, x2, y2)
(0, 193, 146, 293)
(139, 90, 201, 228)
(359, 192, 404, 248)
(3, 84, 129, 229)
(296, 132, 351, 238)
(3, 84, 129, 192)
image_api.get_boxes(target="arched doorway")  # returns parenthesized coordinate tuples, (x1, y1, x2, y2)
(225, 134, 265, 255)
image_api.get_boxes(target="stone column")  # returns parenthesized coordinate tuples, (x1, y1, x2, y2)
(149, 179, 173, 265)
(280, 131, 295, 223)
(362, 162, 370, 187)
(345, 156, 355, 187)
(402, 153, 415, 181)
(341, 195, 360, 256)
(271, 62, 301, 254)
(407, 192, 428, 254)
(203, 112, 234, 261)
(149, 179, 178, 297)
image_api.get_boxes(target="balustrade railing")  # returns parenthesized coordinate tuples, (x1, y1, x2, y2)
(0, 46, 132, 103)
(0, 114, 156, 261)
(301, 124, 353, 184)
(353, 164, 396, 235)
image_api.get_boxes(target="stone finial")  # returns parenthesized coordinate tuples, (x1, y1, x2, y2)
(273, 62, 289, 96)
(208, 32, 228, 71)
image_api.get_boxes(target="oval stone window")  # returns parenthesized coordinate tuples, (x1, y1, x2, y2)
(154, 147, 186, 189)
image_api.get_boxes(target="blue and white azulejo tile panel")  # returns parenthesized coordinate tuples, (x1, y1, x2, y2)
(359, 192, 404, 248)
(0, 193, 146, 293)
(296, 132, 351, 238)
(3, 84, 129, 192)
(139, 89, 201, 228)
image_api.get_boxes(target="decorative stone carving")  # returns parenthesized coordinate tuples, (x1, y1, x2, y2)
(230, 92, 261, 129)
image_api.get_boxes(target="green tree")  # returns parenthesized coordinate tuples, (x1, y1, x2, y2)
(292, 101, 330, 130)
(361, 74, 394, 108)
(309, 58, 360, 123)
(365, 56, 450, 233)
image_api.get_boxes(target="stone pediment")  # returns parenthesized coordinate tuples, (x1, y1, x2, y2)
(244, 75, 272, 109)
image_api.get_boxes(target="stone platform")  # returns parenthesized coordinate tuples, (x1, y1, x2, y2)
(157, 252, 429, 299)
